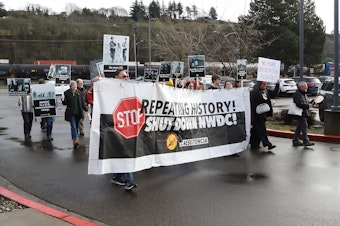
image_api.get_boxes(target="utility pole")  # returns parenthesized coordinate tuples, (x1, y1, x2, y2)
(134, 24, 138, 79)
(332, 0, 340, 110)
(299, 0, 304, 78)
(148, 17, 152, 70)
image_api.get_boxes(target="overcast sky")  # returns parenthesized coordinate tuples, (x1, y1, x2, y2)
(0, 0, 335, 34)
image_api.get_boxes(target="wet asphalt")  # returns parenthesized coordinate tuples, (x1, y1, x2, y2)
(0, 89, 340, 225)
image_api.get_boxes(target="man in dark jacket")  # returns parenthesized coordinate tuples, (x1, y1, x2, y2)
(62, 80, 88, 147)
(76, 79, 89, 136)
(292, 81, 315, 146)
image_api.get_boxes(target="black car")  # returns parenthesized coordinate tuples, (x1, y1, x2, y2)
(292, 76, 322, 96)
(317, 79, 340, 122)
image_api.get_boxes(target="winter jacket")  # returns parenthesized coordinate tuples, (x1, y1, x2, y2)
(293, 89, 309, 118)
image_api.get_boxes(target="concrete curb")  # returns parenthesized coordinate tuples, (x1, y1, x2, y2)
(267, 129, 340, 144)
(0, 186, 99, 226)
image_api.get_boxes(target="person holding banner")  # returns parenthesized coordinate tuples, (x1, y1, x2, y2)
(18, 92, 34, 140)
(250, 81, 276, 151)
(224, 80, 234, 89)
(62, 80, 88, 147)
(92, 69, 138, 191)
(207, 74, 222, 89)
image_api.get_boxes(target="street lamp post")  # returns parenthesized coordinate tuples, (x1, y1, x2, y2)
(299, 0, 304, 78)
(332, 0, 340, 110)
(148, 17, 152, 70)
(134, 24, 138, 79)
(323, 0, 340, 136)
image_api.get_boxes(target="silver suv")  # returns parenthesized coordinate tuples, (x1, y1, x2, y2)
(318, 79, 340, 122)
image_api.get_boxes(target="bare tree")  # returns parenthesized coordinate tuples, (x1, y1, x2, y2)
(151, 19, 207, 61)
(65, 3, 81, 15)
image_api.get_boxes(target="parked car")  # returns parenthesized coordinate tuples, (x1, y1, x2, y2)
(278, 78, 297, 96)
(46, 80, 69, 96)
(241, 79, 255, 91)
(317, 79, 340, 122)
(292, 76, 322, 96)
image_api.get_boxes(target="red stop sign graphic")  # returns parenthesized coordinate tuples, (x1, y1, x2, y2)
(113, 97, 145, 139)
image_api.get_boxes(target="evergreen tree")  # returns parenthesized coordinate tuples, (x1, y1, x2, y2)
(192, 5, 198, 20)
(160, 0, 167, 17)
(209, 7, 217, 20)
(0, 2, 7, 17)
(239, 0, 325, 73)
(185, 6, 191, 19)
(130, 0, 147, 21)
(167, 1, 177, 19)
(148, 0, 160, 18)
(303, 0, 325, 67)
(177, 3, 183, 19)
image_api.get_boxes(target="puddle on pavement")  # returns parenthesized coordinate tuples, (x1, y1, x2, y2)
(0, 127, 8, 135)
(7, 137, 70, 152)
(224, 173, 268, 184)
(330, 147, 340, 152)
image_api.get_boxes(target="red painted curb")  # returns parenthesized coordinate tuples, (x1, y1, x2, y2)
(267, 129, 340, 144)
(0, 186, 98, 226)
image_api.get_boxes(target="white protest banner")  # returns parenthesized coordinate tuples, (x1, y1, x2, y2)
(257, 57, 281, 83)
(88, 79, 251, 174)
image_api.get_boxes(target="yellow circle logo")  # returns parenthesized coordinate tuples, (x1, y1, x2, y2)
(166, 133, 178, 151)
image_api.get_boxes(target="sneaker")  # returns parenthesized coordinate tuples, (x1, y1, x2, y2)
(124, 182, 138, 191)
(292, 140, 304, 146)
(268, 145, 276, 150)
(303, 141, 315, 146)
(47, 136, 54, 141)
(111, 177, 126, 186)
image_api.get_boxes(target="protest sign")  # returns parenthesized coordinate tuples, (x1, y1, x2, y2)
(257, 57, 281, 83)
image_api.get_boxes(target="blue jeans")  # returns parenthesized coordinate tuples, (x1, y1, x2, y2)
(45, 117, 55, 137)
(112, 173, 133, 182)
(70, 115, 81, 140)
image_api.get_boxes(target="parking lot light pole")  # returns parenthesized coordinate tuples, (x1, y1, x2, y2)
(332, 0, 340, 110)
(299, 0, 304, 79)
(148, 17, 152, 70)
(134, 24, 137, 79)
